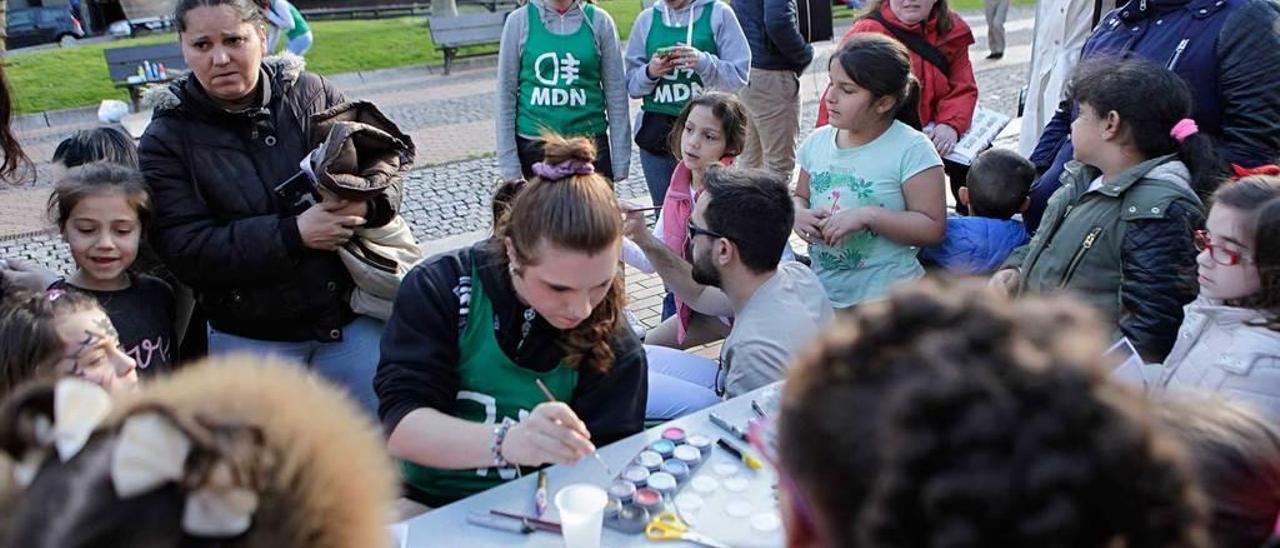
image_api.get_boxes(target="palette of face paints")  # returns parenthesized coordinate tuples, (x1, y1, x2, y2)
(603, 426, 715, 533)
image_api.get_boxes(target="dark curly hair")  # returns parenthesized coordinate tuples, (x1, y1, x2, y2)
(778, 278, 1208, 548)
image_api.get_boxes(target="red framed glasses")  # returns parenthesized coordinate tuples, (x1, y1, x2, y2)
(1194, 230, 1253, 266)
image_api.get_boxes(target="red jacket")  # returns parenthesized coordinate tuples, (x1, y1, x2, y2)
(816, 5, 977, 134)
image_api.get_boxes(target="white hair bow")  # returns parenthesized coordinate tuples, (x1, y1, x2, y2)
(111, 411, 260, 537)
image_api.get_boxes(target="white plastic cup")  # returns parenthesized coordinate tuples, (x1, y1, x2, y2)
(554, 483, 608, 548)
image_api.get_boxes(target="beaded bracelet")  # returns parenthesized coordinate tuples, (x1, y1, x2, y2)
(490, 417, 517, 468)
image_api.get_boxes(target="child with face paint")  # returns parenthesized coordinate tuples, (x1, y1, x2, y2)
(376, 134, 647, 506)
(47, 163, 175, 377)
(1116, 175, 1280, 420)
(0, 289, 137, 397)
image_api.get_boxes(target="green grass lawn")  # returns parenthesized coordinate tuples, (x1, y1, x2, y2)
(5, 0, 1020, 114)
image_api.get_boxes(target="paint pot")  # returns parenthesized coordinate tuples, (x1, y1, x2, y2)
(661, 427, 687, 444)
(636, 451, 664, 472)
(603, 497, 623, 520)
(647, 471, 678, 498)
(686, 434, 714, 457)
(612, 505, 650, 534)
(660, 459, 690, 484)
(690, 475, 719, 494)
(634, 487, 664, 514)
(649, 439, 676, 459)
(608, 480, 637, 504)
(622, 465, 650, 487)
(673, 444, 702, 468)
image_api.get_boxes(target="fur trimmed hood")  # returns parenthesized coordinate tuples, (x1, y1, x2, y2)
(144, 52, 307, 112)
(0, 357, 400, 548)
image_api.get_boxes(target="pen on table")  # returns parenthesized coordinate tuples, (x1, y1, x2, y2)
(751, 400, 767, 419)
(534, 470, 548, 518)
(533, 379, 615, 476)
(716, 437, 763, 470)
(709, 411, 748, 441)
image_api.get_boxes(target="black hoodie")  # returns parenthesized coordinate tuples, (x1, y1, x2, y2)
(375, 241, 648, 448)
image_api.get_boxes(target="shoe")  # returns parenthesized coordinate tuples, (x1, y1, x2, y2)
(986, 52, 1004, 60)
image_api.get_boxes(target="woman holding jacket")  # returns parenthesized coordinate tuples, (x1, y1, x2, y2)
(138, 0, 399, 413)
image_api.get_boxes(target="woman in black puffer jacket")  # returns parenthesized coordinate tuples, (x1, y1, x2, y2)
(138, 0, 401, 414)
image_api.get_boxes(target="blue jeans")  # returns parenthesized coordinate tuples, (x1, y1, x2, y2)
(208, 315, 383, 416)
(639, 149, 678, 207)
(644, 345, 720, 420)
(287, 32, 314, 56)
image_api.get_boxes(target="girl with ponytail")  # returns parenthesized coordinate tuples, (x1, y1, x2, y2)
(375, 134, 647, 506)
(995, 58, 1214, 363)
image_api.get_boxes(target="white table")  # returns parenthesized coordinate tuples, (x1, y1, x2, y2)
(400, 384, 786, 547)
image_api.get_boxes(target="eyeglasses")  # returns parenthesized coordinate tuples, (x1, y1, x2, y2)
(1194, 230, 1254, 266)
(687, 220, 730, 242)
(747, 416, 823, 543)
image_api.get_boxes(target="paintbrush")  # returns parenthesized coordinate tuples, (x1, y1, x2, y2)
(490, 509, 563, 534)
(623, 205, 663, 214)
(534, 379, 615, 476)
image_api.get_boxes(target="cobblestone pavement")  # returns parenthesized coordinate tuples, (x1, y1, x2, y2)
(2, 8, 1036, 332)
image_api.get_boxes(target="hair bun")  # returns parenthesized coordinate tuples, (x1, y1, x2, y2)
(539, 133, 597, 165)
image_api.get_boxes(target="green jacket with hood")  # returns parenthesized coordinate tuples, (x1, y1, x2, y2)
(1008, 155, 1206, 361)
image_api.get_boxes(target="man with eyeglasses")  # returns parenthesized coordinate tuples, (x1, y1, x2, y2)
(625, 166, 833, 417)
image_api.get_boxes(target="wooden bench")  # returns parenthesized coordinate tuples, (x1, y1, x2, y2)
(426, 10, 510, 75)
(104, 43, 189, 111)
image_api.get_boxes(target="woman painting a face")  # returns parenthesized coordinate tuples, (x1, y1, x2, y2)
(376, 134, 648, 507)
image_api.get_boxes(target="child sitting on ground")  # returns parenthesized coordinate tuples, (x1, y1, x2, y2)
(921, 148, 1034, 274)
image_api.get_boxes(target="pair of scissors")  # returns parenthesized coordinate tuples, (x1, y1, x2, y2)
(644, 511, 731, 548)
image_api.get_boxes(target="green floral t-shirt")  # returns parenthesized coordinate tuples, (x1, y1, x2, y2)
(797, 122, 942, 308)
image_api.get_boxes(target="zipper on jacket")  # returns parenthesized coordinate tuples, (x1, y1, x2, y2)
(1166, 39, 1189, 70)
(1059, 226, 1104, 288)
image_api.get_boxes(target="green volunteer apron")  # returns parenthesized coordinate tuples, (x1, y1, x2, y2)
(286, 3, 309, 40)
(641, 2, 718, 116)
(515, 4, 608, 137)
(400, 264, 578, 502)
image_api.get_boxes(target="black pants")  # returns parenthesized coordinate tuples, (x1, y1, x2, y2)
(944, 159, 970, 216)
(516, 133, 614, 183)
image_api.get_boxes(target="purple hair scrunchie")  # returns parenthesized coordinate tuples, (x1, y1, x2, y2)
(531, 159, 595, 181)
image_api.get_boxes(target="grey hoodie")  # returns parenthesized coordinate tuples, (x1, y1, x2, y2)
(495, 0, 631, 182)
(624, 0, 751, 100)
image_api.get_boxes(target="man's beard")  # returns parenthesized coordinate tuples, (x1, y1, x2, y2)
(690, 248, 722, 288)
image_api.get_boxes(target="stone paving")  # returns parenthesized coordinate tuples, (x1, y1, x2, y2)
(1, 7, 1037, 337)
